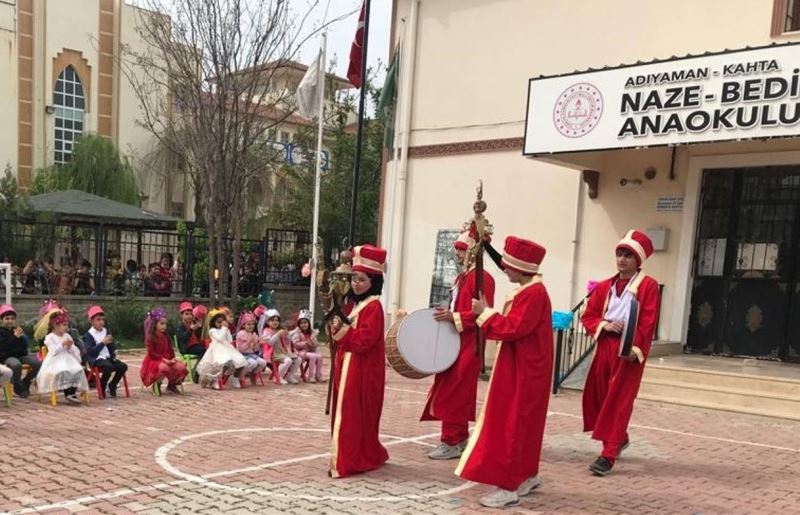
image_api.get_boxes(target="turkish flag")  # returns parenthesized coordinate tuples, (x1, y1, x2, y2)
(347, 1, 367, 89)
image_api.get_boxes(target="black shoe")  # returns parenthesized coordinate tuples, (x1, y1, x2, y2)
(88, 377, 96, 388)
(191, 370, 199, 384)
(589, 456, 613, 476)
(108, 386, 117, 398)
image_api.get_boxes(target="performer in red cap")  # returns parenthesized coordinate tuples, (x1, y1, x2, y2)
(455, 235, 553, 508)
(582, 229, 660, 476)
(328, 244, 390, 478)
(422, 231, 496, 460)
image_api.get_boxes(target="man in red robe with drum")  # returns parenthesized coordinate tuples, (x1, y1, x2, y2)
(581, 230, 660, 476)
(455, 235, 553, 508)
(422, 231, 495, 460)
(328, 244, 390, 478)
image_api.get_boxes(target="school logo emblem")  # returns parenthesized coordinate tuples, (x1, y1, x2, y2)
(553, 83, 603, 138)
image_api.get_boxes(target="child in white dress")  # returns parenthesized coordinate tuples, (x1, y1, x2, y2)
(196, 308, 248, 389)
(34, 308, 89, 404)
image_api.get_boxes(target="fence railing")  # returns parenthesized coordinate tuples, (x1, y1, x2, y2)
(552, 296, 594, 394)
(0, 218, 312, 299)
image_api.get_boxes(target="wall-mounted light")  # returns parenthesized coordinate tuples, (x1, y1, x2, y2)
(45, 105, 55, 114)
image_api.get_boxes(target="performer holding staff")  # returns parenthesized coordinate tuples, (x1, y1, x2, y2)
(581, 230, 660, 476)
(455, 235, 552, 508)
(328, 244, 389, 478)
(422, 230, 495, 460)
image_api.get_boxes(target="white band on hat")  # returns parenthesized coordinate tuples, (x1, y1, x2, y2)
(618, 235, 646, 263)
(354, 255, 385, 273)
(501, 253, 540, 274)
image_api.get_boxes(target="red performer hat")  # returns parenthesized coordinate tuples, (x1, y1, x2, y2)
(0, 304, 15, 318)
(501, 236, 546, 275)
(453, 231, 476, 251)
(86, 305, 105, 321)
(352, 244, 387, 275)
(616, 229, 654, 266)
(179, 301, 193, 314)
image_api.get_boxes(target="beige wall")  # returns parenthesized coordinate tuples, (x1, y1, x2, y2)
(389, 151, 580, 314)
(386, 0, 800, 341)
(0, 1, 18, 172)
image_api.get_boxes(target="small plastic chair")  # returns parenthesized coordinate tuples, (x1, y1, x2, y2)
(87, 365, 131, 400)
(173, 335, 199, 380)
(3, 382, 12, 408)
(151, 381, 185, 396)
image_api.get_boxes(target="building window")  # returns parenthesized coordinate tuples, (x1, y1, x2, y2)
(280, 131, 291, 143)
(171, 202, 185, 218)
(268, 128, 277, 141)
(787, 0, 800, 31)
(53, 66, 85, 164)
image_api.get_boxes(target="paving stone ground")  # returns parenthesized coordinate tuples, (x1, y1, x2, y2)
(1, 350, 798, 514)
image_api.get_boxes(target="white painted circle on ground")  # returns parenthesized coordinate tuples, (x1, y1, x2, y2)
(154, 427, 476, 502)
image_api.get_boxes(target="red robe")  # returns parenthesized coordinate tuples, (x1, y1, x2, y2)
(581, 272, 660, 446)
(455, 277, 553, 491)
(421, 268, 495, 427)
(329, 295, 389, 478)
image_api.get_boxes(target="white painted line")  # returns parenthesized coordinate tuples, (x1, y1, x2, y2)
(6, 428, 467, 514)
(155, 427, 474, 502)
(547, 410, 800, 454)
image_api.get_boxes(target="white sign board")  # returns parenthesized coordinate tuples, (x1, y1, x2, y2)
(524, 43, 800, 154)
(656, 196, 684, 212)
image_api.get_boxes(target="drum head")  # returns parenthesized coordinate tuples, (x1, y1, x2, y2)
(396, 308, 460, 374)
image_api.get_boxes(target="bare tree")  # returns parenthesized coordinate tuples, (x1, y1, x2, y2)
(120, 0, 325, 304)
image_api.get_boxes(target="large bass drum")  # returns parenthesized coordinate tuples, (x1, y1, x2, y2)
(385, 308, 461, 379)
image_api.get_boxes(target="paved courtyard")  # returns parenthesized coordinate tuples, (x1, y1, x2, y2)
(1, 350, 799, 515)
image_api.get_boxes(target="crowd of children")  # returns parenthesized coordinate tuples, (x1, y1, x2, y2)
(0, 298, 326, 422)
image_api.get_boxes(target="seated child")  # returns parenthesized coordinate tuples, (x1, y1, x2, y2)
(140, 308, 187, 393)
(34, 308, 89, 404)
(259, 309, 299, 385)
(235, 311, 267, 382)
(176, 302, 205, 383)
(83, 305, 128, 397)
(290, 309, 324, 383)
(0, 303, 41, 398)
(196, 309, 248, 389)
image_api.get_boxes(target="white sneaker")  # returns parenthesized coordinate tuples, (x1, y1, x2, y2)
(309, 378, 317, 384)
(66, 394, 81, 405)
(229, 377, 240, 388)
(288, 377, 299, 385)
(479, 488, 519, 508)
(427, 441, 466, 460)
(211, 381, 221, 390)
(517, 476, 542, 496)
(279, 378, 288, 385)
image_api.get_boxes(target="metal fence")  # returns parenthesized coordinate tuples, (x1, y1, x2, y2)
(0, 218, 311, 298)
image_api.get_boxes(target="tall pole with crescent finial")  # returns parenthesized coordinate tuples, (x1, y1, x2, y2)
(463, 181, 492, 374)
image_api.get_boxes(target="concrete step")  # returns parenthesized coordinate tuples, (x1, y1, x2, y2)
(639, 365, 800, 421)
(644, 363, 800, 397)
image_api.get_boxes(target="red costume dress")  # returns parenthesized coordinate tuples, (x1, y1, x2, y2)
(421, 267, 495, 445)
(581, 271, 660, 461)
(329, 295, 389, 478)
(455, 276, 553, 491)
(140, 332, 187, 387)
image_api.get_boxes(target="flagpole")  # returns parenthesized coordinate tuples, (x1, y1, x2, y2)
(309, 32, 327, 326)
(348, 0, 371, 246)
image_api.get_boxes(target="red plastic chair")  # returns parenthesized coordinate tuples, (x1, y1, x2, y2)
(87, 365, 131, 400)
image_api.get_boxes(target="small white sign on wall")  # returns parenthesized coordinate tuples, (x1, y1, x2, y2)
(656, 196, 684, 212)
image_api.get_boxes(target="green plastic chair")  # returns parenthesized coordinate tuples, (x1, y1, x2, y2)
(2, 382, 11, 408)
(173, 335, 199, 380)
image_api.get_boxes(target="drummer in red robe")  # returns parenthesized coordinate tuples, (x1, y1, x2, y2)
(581, 229, 660, 476)
(328, 244, 390, 478)
(422, 231, 495, 460)
(455, 236, 553, 508)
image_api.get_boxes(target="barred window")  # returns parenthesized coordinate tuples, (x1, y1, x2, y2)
(53, 66, 85, 164)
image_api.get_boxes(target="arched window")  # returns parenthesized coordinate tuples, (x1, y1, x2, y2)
(53, 66, 85, 164)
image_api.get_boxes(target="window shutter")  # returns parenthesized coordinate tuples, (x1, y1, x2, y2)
(772, 0, 788, 36)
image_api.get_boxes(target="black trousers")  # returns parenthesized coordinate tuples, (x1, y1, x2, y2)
(94, 358, 128, 391)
